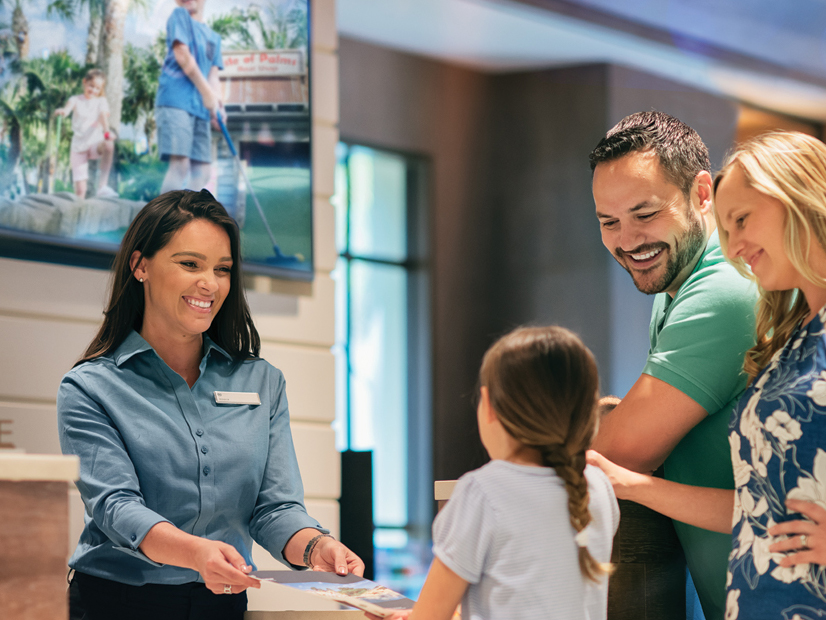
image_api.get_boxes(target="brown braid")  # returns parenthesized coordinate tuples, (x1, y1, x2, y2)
(480, 326, 612, 582)
(543, 448, 609, 581)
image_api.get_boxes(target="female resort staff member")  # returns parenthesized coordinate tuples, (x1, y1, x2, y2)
(58, 189, 363, 620)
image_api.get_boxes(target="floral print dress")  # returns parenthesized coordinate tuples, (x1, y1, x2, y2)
(727, 306, 826, 619)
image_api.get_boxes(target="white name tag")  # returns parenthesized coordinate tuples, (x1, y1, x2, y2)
(214, 391, 261, 405)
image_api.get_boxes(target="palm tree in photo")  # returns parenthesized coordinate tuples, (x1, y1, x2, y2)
(10, 0, 27, 58)
(209, 7, 256, 50)
(99, 0, 129, 132)
(209, 1, 308, 52)
(252, 1, 307, 50)
(0, 77, 25, 192)
(18, 51, 83, 190)
(122, 42, 159, 151)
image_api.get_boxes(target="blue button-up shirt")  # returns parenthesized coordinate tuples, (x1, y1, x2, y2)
(58, 330, 325, 586)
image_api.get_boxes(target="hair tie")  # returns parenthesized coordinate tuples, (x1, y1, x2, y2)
(574, 527, 589, 548)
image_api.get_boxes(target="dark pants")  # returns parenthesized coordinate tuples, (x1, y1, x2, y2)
(69, 571, 247, 620)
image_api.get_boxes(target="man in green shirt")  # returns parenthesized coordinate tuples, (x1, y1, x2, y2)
(589, 111, 757, 620)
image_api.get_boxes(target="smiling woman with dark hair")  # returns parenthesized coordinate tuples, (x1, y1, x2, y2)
(59, 190, 363, 620)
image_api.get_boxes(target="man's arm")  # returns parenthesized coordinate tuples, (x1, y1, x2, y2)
(173, 41, 218, 112)
(591, 373, 708, 473)
(587, 451, 734, 533)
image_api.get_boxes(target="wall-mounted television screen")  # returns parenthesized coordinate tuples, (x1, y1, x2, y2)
(0, 0, 313, 280)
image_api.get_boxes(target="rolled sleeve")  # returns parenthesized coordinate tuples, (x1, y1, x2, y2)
(644, 261, 755, 415)
(248, 369, 326, 566)
(166, 7, 191, 48)
(432, 476, 495, 585)
(58, 372, 170, 555)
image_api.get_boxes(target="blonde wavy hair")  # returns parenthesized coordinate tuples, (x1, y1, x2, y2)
(479, 325, 611, 582)
(713, 131, 826, 379)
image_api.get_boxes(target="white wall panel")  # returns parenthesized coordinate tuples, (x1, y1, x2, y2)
(0, 257, 108, 321)
(313, 198, 338, 273)
(259, 343, 334, 424)
(0, 316, 99, 401)
(312, 52, 340, 126)
(292, 422, 339, 499)
(312, 124, 339, 199)
(250, 274, 335, 347)
(0, 401, 60, 454)
(312, 0, 338, 52)
(305, 499, 340, 539)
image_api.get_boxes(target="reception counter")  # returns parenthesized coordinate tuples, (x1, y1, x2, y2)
(246, 613, 365, 619)
(0, 453, 79, 620)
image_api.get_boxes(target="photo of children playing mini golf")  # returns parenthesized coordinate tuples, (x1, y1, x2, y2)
(0, 0, 312, 276)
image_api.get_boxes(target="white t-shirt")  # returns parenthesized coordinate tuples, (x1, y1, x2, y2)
(68, 94, 109, 153)
(432, 460, 619, 620)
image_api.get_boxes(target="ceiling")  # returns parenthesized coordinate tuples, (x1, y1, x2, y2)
(337, 0, 826, 122)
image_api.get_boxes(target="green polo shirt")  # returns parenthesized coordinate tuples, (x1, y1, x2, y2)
(643, 230, 757, 620)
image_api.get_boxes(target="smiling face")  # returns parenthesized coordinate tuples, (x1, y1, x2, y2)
(83, 76, 104, 99)
(132, 218, 232, 347)
(593, 149, 708, 296)
(176, 0, 205, 19)
(715, 164, 801, 293)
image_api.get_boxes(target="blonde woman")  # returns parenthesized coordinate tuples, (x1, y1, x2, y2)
(589, 131, 826, 619)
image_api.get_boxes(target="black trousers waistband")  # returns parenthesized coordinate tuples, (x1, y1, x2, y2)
(69, 571, 247, 620)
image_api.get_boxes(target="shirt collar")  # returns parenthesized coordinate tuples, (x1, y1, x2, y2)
(113, 330, 233, 367)
(659, 229, 719, 313)
(202, 334, 232, 361)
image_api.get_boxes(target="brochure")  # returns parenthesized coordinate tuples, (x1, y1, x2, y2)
(251, 570, 415, 617)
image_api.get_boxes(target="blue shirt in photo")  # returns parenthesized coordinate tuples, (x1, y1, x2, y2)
(156, 7, 223, 120)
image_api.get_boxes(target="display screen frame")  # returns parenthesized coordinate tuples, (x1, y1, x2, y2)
(0, 0, 314, 282)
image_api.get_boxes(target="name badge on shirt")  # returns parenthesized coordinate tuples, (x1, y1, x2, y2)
(214, 391, 261, 406)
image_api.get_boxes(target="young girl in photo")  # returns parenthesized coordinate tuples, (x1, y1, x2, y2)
(55, 68, 116, 199)
(371, 326, 619, 620)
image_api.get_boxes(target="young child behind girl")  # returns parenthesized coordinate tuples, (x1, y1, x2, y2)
(55, 69, 116, 198)
(371, 326, 619, 620)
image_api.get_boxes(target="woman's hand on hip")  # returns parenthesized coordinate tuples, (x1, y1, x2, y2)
(769, 499, 826, 566)
(309, 536, 365, 576)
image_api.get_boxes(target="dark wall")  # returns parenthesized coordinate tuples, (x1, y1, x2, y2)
(484, 65, 613, 375)
(339, 37, 495, 480)
(339, 39, 739, 482)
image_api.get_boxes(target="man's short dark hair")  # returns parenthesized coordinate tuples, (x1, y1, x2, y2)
(588, 111, 710, 198)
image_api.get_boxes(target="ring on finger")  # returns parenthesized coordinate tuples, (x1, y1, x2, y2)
(224, 584, 232, 595)
(800, 534, 809, 549)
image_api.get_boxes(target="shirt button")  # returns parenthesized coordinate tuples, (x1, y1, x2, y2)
(130, 534, 137, 542)
(196, 429, 204, 436)
(201, 446, 208, 454)
(203, 466, 210, 476)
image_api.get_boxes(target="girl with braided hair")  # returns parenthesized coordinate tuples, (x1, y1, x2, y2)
(369, 325, 619, 620)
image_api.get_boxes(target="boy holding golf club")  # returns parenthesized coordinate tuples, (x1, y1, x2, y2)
(155, 0, 224, 193)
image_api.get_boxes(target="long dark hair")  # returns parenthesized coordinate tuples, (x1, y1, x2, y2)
(479, 325, 610, 581)
(78, 190, 260, 364)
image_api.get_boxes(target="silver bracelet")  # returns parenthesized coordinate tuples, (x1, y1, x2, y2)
(303, 533, 334, 568)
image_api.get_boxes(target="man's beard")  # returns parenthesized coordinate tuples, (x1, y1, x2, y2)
(618, 214, 706, 295)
